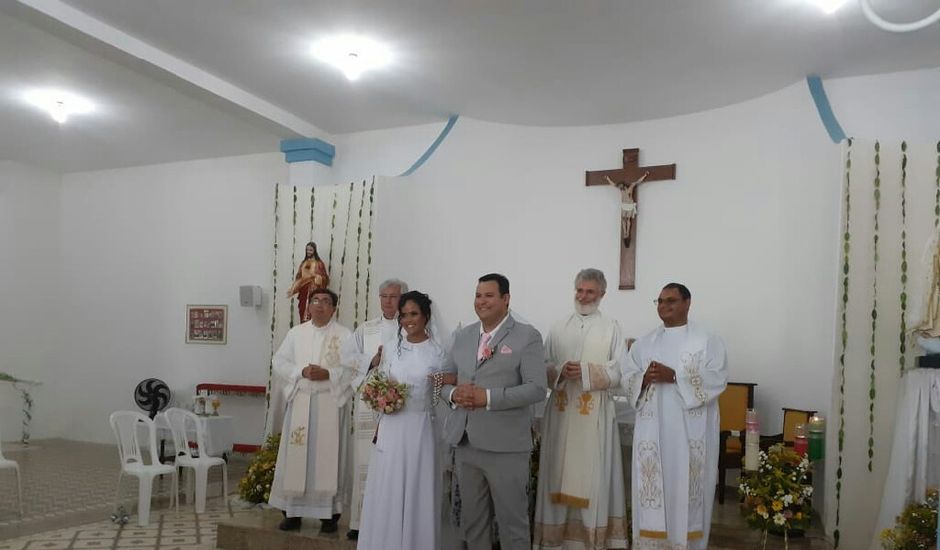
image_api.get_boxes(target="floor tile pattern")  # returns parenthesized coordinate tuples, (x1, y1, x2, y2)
(0, 439, 834, 549)
(0, 439, 246, 542)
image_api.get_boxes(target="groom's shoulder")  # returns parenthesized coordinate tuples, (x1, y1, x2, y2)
(456, 321, 481, 339)
(507, 317, 542, 341)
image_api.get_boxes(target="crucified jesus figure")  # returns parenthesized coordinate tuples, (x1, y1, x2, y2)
(606, 171, 649, 248)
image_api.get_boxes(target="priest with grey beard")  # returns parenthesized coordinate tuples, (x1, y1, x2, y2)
(533, 268, 629, 549)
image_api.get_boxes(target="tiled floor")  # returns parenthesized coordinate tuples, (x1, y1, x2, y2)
(0, 439, 247, 543)
(0, 504, 255, 550)
(0, 439, 832, 549)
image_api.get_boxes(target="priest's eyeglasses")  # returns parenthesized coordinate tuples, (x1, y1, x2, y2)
(653, 297, 682, 306)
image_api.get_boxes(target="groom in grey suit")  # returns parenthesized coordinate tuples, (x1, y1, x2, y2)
(443, 273, 547, 550)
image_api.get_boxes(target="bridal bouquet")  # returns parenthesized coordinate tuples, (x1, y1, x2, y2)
(361, 371, 409, 414)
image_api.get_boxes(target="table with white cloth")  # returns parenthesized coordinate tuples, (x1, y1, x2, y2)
(871, 368, 940, 550)
(154, 414, 234, 459)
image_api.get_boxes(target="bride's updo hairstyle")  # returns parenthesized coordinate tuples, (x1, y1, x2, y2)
(397, 291, 432, 354)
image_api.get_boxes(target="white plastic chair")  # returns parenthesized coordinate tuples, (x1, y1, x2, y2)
(0, 425, 23, 518)
(109, 411, 178, 526)
(162, 408, 229, 514)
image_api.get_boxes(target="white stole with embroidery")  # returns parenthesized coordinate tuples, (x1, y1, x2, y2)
(282, 323, 344, 498)
(547, 316, 616, 508)
(630, 324, 710, 546)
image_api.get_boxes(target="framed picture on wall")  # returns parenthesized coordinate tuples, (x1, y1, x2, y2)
(186, 305, 228, 345)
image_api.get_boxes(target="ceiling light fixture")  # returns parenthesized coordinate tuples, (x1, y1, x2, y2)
(311, 35, 391, 81)
(809, 0, 940, 32)
(809, 0, 850, 14)
(859, 0, 940, 32)
(23, 89, 94, 124)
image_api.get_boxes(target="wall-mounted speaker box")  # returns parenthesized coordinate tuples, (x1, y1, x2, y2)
(239, 285, 262, 307)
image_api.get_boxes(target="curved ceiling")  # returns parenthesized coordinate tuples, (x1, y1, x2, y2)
(56, 0, 940, 132)
(2, 0, 939, 172)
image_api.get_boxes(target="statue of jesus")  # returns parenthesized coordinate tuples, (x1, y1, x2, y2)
(605, 171, 649, 248)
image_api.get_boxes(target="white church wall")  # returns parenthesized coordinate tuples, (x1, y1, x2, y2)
(22, 63, 938, 544)
(339, 81, 842, 442)
(0, 161, 61, 443)
(330, 68, 940, 547)
(826, 66, 940, 143)
(835, 140, 940, 550)
(48, 152, 287, 445)
(330, 122, 447, 184)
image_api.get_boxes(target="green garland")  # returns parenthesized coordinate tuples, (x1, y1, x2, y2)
(18, 383, 32, 445)
(327, 186, 339, 284)
(834, 138, 852, 548)
(309, 186, 316, 241)
(265, 184, 280, 429)
(869, 141, 880, 473)
(289, 185, 298, 328)
(364, 179, 376, 320)
(1, 373, 39, 445)
(899, 142, 908, 377)
(336, 182, 355, 313)
(936, 141, 940, 227)
(353, 181, 367, 329)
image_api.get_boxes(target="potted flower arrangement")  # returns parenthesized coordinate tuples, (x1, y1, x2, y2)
(739, 444, 813, 549)
(238, 432, 280, 504)
(880, 489, 938, 550)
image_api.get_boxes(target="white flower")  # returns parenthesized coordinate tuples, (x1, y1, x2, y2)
(783, 494, 793, 505)
(803, 486, 814, 497)
(774, 513, 786, 526)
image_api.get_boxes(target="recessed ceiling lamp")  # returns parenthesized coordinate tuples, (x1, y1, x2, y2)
(311, 35, 391, 81)
(23, 89, 94, 123)
(808, 0, 850, 14)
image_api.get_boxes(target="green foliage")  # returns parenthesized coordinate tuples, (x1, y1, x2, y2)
(835, 137, 853, 547)
(238, 433, 281, 504)
(880, 489, 938, 550)
(739, 445, 813, 534)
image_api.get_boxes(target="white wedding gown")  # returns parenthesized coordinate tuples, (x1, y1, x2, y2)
(357, 338, 446, 550)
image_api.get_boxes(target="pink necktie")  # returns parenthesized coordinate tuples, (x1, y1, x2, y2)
(477, 332, 492, 361)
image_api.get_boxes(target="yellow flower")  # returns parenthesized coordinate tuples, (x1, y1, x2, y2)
(772, 500, 784, 512)
(756, 504, 767, 516)
(795, 512, 803, 521)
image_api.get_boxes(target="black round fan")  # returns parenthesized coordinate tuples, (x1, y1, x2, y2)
(134, 378, 171, 419)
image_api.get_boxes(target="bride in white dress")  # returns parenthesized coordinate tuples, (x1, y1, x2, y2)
(357, 290, 452, 550)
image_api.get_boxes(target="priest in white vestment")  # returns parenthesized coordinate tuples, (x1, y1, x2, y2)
(533, 268, 629, 550)
(338, 278, 407, 540)
(268, 288, 355, 533)
(620, 283, 728, 550)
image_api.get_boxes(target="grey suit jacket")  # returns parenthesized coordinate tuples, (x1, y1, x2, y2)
(441, 314, 547, 453)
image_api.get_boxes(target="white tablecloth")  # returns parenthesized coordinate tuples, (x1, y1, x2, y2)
(154, 414, 234, 458)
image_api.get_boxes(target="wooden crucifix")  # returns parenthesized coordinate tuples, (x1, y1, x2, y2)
(586, 148, 676, 290)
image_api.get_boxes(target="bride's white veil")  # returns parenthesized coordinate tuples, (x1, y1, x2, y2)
(426, 301, 454, 356)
